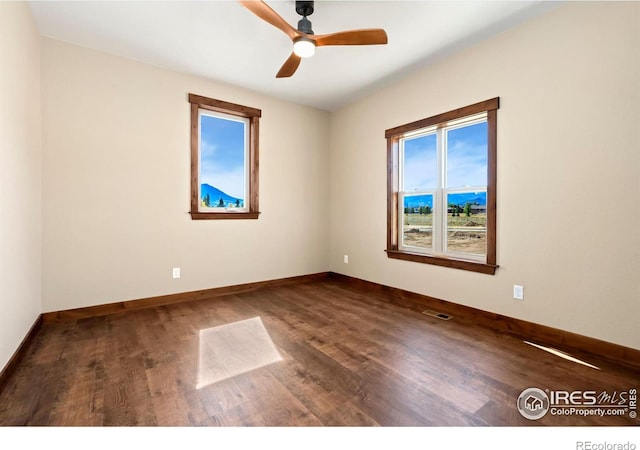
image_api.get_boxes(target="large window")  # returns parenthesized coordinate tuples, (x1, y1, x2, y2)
(188, 93, 261, 220)
(386, 98, 499, 274)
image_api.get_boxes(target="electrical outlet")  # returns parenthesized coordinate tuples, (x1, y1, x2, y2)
(172, 267, 181, 279)
(343, 255, 349, 264)
(513, 284, 524, 300)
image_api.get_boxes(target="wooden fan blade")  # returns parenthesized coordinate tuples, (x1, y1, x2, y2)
(313, 29, 388, 47)
(276, 53, 302, 78)
(238, 1, 300, 40)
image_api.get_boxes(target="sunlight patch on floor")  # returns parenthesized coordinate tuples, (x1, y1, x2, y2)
(524, 341, 601, 370)
(197, 316, 283, 389)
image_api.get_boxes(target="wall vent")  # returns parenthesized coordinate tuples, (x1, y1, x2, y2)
(422, 310, 452, 320)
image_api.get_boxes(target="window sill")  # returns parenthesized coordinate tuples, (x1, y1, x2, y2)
(190, 211, 260, 220)
(385, 249, 498, 275)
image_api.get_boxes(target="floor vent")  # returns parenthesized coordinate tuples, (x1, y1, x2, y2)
(422, 310, 452, 321)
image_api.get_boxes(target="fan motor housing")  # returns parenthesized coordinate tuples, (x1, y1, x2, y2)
(297, 17, 313, 35)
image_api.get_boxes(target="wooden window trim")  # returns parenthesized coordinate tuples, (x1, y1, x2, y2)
(385, 98, 499, 275)
(188, 93, 261, 220)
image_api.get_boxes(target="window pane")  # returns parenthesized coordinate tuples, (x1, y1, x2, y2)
(402, 194, 433, 250)
(446, 121, 487, 188)
(200, 113, 247, 209)
(402, 133, 437, 191)
(446, 192, 486, 256)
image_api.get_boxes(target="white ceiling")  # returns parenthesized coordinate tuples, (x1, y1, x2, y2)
(28, 0, 559, 112)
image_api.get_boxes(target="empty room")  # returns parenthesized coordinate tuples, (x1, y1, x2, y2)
(1, 0, 638, 444)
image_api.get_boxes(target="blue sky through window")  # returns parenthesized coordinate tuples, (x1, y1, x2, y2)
(200, 114, 246, 200)
(402, 121, 487, 191)
(446, 121, 487, 188)
(403, 133, 436, 190)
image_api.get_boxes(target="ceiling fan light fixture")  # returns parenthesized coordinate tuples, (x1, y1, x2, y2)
(293, 37, 316, 58)
(239, 0, 387, 78)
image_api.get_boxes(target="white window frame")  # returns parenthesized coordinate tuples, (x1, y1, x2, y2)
(398, 114, 488, 262)
(386, 97, 499, 275)
(197, 109, 250, 213)
(188, 93, 261, 220)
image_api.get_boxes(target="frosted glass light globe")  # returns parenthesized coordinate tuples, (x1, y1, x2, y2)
(293, 38, 315, 58)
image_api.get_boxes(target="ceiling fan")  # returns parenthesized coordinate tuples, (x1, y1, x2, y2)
(239, 0, 388, 78)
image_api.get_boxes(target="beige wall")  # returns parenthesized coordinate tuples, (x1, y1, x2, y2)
(42, 39, 330, 312)
(0, 2, 42, 369)
(329, 2, 640, 349)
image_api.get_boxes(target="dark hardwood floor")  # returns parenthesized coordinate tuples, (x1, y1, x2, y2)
(0, 277, 638, 426)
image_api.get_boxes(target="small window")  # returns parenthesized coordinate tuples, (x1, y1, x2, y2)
(386, 98, 499, 274)
(188, 93, 261, 220)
